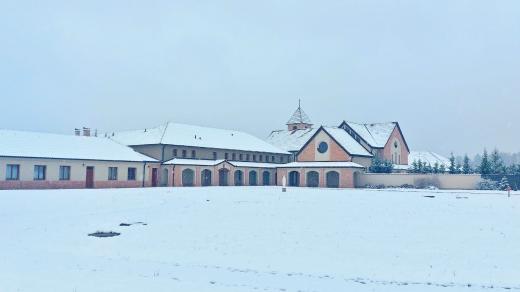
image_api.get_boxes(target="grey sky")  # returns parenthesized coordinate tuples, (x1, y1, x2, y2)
(1, 0, 519, 156)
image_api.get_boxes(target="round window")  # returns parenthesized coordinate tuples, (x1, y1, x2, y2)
(317, 142, 328, 153)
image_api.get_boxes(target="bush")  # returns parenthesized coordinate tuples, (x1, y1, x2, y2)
(477, 179, 499, 190)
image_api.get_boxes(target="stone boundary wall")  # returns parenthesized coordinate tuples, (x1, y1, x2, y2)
(357, 173, 483, 190)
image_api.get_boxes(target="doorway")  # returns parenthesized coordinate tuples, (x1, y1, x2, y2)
(86, 166, 94, 188)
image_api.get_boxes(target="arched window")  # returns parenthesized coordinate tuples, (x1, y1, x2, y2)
(218, 169, 229, 186)
(182, 169, 194, 187)
(201, 169, 212, 186)
(326, 171, 340, 188)
(289, 171, 300, 187)
(249, 170, 258, 186)
(306, 171, 319, 187)
(262, 171, 270, 186)
(234, 170, 244, 186)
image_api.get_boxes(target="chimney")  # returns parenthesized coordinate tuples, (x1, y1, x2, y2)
(74, 128, 81, 136)
(82, 127, 91, 137)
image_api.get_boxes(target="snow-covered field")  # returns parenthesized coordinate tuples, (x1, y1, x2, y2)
(1, 187, 519, 292)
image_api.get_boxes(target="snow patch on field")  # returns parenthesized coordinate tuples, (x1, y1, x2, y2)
(0, 187, 518, 292)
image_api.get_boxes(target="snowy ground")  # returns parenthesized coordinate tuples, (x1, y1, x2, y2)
(0, 187, 519, 292)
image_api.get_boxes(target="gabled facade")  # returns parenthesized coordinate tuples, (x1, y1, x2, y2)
(296, 126, 373, 167)
(339, 121, 410, 165)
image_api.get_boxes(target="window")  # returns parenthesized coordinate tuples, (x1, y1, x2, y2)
(239, 154, 243, 161)
(128, 167, 136, 180)
(271, 156, 275, 162)
(279, 156, 284, 163)
(259, 155, 263, 162)
(317, 142, 329, 153)
(225, 153, 229, 160)
(6, 164, 19, 180)
(173, 149, 178, 157)
(182, 150, 187, 158)
(108, 167, 118, 180)
(252, 155, 256, 161)
(246, 154, 250, 161)
(59, 166, 71, 181)
(34, 165, 46, 180)
(213, 152, 217, 160)
(191, 150, 196, 158)
(232, 153, 236, 160)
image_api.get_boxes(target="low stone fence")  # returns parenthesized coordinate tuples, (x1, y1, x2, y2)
(357, 173, 483, 190)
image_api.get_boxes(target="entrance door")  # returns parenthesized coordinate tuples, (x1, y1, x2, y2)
(219, 169, 229, 186)
(86, 166, 94, 188)
(289, 171, 300, 187)
(152, 168, 158, 187)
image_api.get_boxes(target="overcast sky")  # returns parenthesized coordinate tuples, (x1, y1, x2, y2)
(0, 0, 518, 156)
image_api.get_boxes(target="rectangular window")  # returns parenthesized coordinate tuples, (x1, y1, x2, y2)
(279, 156, 283, 163)
(182, 150, 187, 158)
(232, 153, 236, 160)
(259, 155, 263, 162)
(173, 149, 177, 157)
(213, 152, 217, 160)
(246, 154, 250, 161)
(59, 166, 71, 181)
(34, 165, 46, 180)
(108, 167, 118, 180)
(225, 153, 229, 160)
(6, 164, 19, 180)
(128, 167, 136, 180)
(252, 155, 256, 161)
(271, 156, 275, 162)
(191, 150, 196, 158)
(239, 154, 243, 161)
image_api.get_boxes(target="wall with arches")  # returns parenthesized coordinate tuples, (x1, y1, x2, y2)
(276, 167, 356, 188)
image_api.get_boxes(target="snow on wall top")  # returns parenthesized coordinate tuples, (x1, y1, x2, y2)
(345, 121, 397, 148)
(163, 158, 280, 168)
(409, 151, 450, 167)
(110, 122, 289, 154)
(323, 127, 373, 157)
(287, 106, 312, 125)
(0, 130, 156, 162)
(277, 161, 364, 168)
(265, 128, 318, 152)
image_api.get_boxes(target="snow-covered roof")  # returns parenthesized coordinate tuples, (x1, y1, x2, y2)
(0, 130, 156, 162)
(409, 151, 450, 167)
(227, 161, 279, 169)
(163, 158, 279, 169)
(287, 106, 312, 125)
(277, 161, 364, 168)
(266, 128, 318, 152)
(322, 127, 373, 157)
(163, 158, 225, 166)
(110, 122, 289, 154)
(344, 121, 397, 148)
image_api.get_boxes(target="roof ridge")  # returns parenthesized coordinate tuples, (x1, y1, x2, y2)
(159, 121, 170, 144)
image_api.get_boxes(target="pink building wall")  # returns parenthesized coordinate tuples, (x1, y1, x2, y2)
(382, 126, 409, 165)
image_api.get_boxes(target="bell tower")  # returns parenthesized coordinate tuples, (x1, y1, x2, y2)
(287, 100, 313, 131)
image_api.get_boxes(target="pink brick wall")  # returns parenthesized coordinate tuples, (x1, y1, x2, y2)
(382, 127, 409, 165)
(297, 130, 352, 162)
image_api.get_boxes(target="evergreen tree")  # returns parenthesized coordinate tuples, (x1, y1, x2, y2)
(416, 159, 423, 173)
(433, 162, 440, 174)
(424, 163, 433, 174)
(449, 152, 456, 174)
(369, 157, 394, 173)
(463, 154, 471, 174)
(455, 163, 462, 174)
(490, 148, 505, 174)
(412, 160, 419, 173)
(479, 149, 491, 175)
(439, 164, 446, 173)
(499, 176, 510, 191)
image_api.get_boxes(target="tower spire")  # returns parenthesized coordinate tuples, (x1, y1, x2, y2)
(286, 99, 313, 131)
